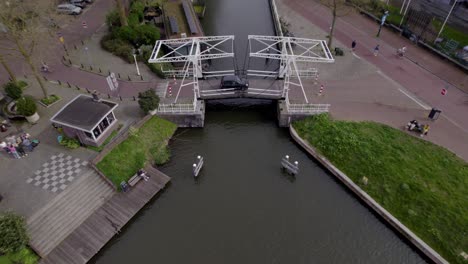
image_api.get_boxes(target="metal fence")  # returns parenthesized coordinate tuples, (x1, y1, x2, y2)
(156, 103, 197, 113)
(286, 102, 330, 114)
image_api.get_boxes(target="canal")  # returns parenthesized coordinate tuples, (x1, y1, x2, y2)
(91, 0, 426, 263)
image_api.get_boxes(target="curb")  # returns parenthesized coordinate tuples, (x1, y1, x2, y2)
(289, 126, 449, 264)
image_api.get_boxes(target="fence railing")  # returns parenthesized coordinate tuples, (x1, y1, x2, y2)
(286, 102, 330, 114)
(156, 103, 197, 113)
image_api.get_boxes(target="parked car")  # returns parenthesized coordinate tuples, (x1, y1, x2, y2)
(220, 75, 249, 90)
(69, 0, 86, 8)
(57, 4, 82, 15)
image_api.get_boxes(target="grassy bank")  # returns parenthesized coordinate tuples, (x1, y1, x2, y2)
(293, 114, 467, 264)
(0, 248, 38, 264)
(96, 116, 177, 187)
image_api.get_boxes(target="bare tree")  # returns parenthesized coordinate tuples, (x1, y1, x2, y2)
(0, 53, 17, 82)
(321, 0, 355, 48)
(0, 0, 58, 98)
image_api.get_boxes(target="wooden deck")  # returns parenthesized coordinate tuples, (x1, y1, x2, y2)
(39, 166, 171, 264)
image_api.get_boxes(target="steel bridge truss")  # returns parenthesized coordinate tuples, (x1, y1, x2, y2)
(247, 35, 334, 103)
(148, 36, 236, 101)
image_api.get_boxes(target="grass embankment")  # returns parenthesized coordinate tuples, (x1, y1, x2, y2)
(293, 114, 468, 264)
(432, 19, 468, 47)
(96, 116, 177, 187)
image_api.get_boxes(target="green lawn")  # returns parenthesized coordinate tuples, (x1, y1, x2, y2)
(293, 114, 468, 264)
(96, 116, 177, 187)
(0, 248, 39, 264)
(432, 19, 468, 47)
(385, 5, 403, 26)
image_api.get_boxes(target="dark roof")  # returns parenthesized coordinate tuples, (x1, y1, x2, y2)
(51, 95, 118, 131)
(182, 1, 198, 34)
(169, 16, 179, 34)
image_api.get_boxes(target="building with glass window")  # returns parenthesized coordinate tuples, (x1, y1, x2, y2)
(50, 94, 119, 147)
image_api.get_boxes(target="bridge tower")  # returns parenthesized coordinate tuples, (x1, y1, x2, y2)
(247, 35, 334, 103)
(148, 36, 235, 102)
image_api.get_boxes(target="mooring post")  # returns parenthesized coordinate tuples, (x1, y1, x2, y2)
(193, 155, 204, 177)
(281, 154, 299, 175)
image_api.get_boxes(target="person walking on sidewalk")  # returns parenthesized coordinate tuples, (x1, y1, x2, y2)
(351, 40, 356, 51)
(420, 124, 430, 137)
(373, 44, 380, 56)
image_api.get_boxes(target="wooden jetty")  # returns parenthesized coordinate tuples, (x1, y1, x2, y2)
(40, 165, 170, 264)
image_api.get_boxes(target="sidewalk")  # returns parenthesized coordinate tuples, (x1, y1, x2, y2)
(277, 0, 468, 161)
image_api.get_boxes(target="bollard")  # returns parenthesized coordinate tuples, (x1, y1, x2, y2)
(118, 73, 121, 78)
(81, 40, 84, 45)
(74, 44, 77, 50)
(67, 82, 71, 88)
(108, 70, 111, 76)
(108, 94, 111, 99)
(133, 96, 136, 101)
(62, 56, 66, 61)
(140, 75, 143, 81)
(68, 59, 72, 65)
(119, 96, 122, 101)
(75, 85, 80, 90)
(58, 80, 62, 85)
(99, 68, 102, 73)
(128, 75, 131, 81)
(86, 88, 90, 93)
(43, 76, 48, 81)
(90, 65, 93, 71)
(24, 74, 27, 79)
(81, 63, 84, 68)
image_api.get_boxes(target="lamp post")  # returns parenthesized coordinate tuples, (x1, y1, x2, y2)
(133, 51, 140, 76)
(436, 0, 458, 40)
(377, 11, 389, 37)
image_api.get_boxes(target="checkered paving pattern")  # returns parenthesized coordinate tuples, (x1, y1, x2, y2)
(26, 153, 88, 193)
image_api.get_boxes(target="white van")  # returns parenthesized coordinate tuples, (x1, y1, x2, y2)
(57, 4, 82, 15)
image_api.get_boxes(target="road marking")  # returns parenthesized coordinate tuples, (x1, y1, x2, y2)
(376, 70, 431, 110)
(352, 52, 361, 59)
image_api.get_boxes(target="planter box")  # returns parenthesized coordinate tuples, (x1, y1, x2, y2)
(38, 96, 62, 108)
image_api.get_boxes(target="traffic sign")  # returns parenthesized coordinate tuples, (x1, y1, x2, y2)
(82, 21, 87, 28)
(441, 88, 447, 95)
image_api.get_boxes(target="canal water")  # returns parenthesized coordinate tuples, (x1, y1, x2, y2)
(91, 0, 426, 263)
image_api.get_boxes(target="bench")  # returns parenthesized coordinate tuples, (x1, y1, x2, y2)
(128, 173, 142, 187)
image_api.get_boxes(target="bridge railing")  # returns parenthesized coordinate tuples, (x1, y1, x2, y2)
(291, 68, 318, 79)
(286, 102, 330, 114)
(156, 102, 197, 113)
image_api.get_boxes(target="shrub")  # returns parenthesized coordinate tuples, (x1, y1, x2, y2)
(16, 96, 37, 117)
(138, 89, 160, 114)
(59, 136, 80, 149)
(100, 34, 134, 63)
(4, 81, 24, 100)
(130, 1, 145, 22)
(0, 212, 29, 254)
(105, 10, 121, 28)
(128, 13, 140, 27)
(134, 24, 160, 46)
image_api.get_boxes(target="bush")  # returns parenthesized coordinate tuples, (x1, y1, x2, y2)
(59, 136, 80, 149)
(16, 96, 37, 117)
(138, 89, 160, 114)
(130, 1, 145, 22)
(0, 212, 29, 254)
(5, 247, 38, 264)
(134, 24, 160, 46)
(100, 34, 134, 63)
(4, 81, 24, 100)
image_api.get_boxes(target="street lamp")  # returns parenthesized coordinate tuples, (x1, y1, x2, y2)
(133, 49, 141, 76)
(377, 11, 389, 37)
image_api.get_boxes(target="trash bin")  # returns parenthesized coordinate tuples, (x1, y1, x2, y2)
(428, 108, 441, 120)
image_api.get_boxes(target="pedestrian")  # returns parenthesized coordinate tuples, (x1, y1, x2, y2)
(373, 44, 380, 56)
(22, 138, 33, 152)
(420, 124, 430, 137)
(137, 169, 149, 181)
(351, 40, 356, 51)
(7, 144, 21, 159)
(16, 144, 27, 157)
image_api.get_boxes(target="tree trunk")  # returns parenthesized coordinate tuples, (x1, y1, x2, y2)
(328, 8, 337, 48)
(14, 37, 48, 98)
(0, 54, 17, 82)
(115, 0, 128, 27)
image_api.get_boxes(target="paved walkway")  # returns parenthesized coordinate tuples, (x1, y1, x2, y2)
(277, 0, 468, 161)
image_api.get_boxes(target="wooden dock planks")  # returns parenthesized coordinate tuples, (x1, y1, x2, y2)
(40, 166, 170, 264)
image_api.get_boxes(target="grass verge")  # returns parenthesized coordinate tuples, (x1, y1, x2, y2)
(293, 114, 467, 264)
(96, 116, 177, 187)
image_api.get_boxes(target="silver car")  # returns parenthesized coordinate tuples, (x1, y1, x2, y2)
(57, 4, 82, 15)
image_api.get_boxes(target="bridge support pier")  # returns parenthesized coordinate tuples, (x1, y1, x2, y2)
(277, 100, 315, 127)
(156, 101, 206, 128)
